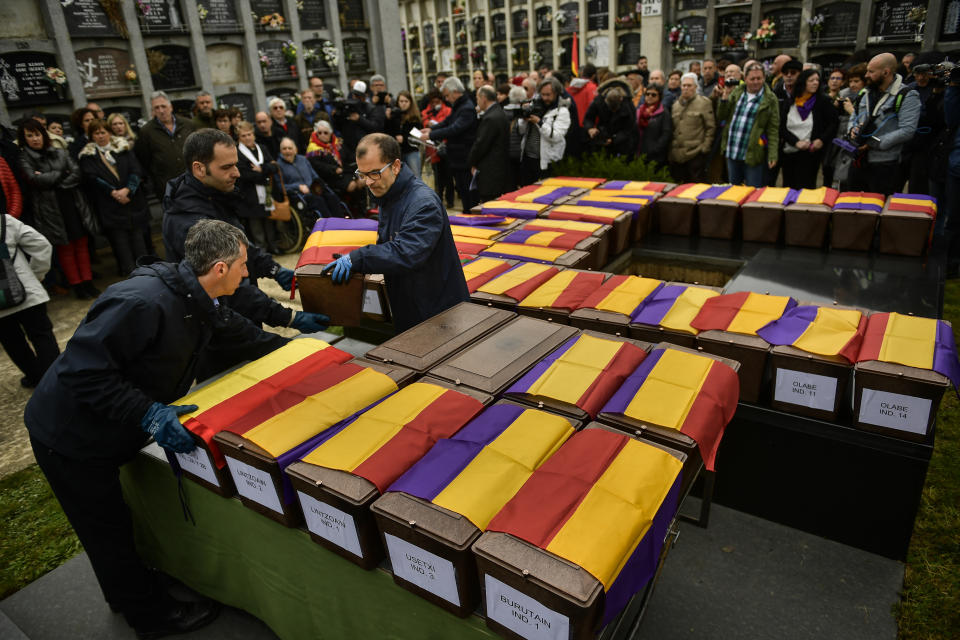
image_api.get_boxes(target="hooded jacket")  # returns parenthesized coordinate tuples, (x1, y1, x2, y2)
(24, 260, 288, 462)
(78, 136, 149, 229)
(566, 78, 598, 126)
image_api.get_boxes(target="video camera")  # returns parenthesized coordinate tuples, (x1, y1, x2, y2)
(521, 97, 548, 119)
(911, 61, 956, 80)
(332, 96, 364, 116)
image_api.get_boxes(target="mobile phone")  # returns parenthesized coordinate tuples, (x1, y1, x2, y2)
(718, 76, 725, 89)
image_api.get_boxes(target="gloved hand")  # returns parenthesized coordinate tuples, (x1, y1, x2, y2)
(291, 311, 331, 333)
(321, 254, 352, 284)
(274, 267, 295, 291)
(140, 402, 198, 453)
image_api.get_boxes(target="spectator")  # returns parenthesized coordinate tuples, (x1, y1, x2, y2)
(717, 62, 779, 188)
(663, 70, 682, 111)
(779, 69, 838, 189)
(700, 59, 719, 96)
(306, 120, 365, 198)
(518, 77, 571, 180)
(900, 52, 917, 82)
(937, 67, 958, 251)
(387, 90, 423, 176)
(626, 69, 645, 107)
(669, 72, 716, 182)
(293, 89, 328, 146)
(277, 137, 339, 219)
(506, 85, 527, 189)
(496, 83, 511, 104)
(421, 90, 455, 207)
(424, 77, 478, 209)
(235, 121, 283, 253)
(68, 108, 95, 159)
(213, 108, 235, 140)
(297, 76, 333, 118)
(18, 120, 99, 299)
(584, 85, 637, 158)
(229, 107, 243, 130)
(78, 119, 149, 275)
(635, 56, 650, 85)
(768, 54, 793, 89)
(689, 61, 702, 78)
(567, 64, 598, 126)
(724, 64, 743, 86)
(192, 91, 216, 129)
(846, 53, 921, 195)
(107, 113, 136, 143)
(903, 59, 942, 194)
(333, 81, 385, 165)
(472, 69, 487, 91)
(253, 110, 277, 157)
(522, 77, 537, 100)
(847, 63, 867, 95)
(134, 91, 196, 200)
(822, 68, 849, 188)
(637, 84, 672, 166)
(85, 102, 104, 121)
(419, 72, 448, 111)
(268, 97, 303, 154)
(46, 121, 68, 150)
(0, 213, 58, 388)
(468, 85, 510, 203)
(370, 74, 392, 108)
(774, 59, 803, 107)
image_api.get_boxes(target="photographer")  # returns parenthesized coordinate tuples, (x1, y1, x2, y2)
(333, 81, 385, 166)
(518, 77, 571, 184)
(422, 77, 478, 209)
(369, 74, 393, 124)
(583, 85, 637, 158)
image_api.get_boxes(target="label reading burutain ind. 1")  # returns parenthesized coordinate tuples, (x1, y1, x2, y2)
(384, 533, 460, 606)
(485, 574, 569, 640)
(297, 491, 363, 558)
(175, 447, 220, 487)
(858, 389, 931, 435)
(774, 369, 837, 411)
(225, 457, 282, 513)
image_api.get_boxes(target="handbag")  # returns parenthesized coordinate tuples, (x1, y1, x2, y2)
(0, 214, 26, 310)
(268, 171, 291, 222)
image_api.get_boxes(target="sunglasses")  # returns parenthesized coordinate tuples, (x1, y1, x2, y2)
(644, 91, 658, 96)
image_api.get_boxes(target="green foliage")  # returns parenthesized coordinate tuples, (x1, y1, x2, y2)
(550, 151, 675, 182)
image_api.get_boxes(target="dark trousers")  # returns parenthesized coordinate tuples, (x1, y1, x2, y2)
(451, 167, 476, 210)
(0, 303, 59, 385)
(669, 153, 709, 184)
(106, 227, 148, 276)
(433, 160, 455, 207)
(780, 150, 823, 189)
(519, 156, 543, 188)
(848, 160, 901, 196)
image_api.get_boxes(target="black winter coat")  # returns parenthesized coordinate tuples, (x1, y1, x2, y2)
(428, 94, 478, 170)
(387, 111, 420, 156)
(467, 102, 510, 200)
(236, 143, 286, 219)
(779, 93, 839, 150)
(583, 97, 638, 157)
(333, 100, 385, 163)
(162, 173, 292, 328)
(19, 146, 97, 245)
(78, 139, 149, 230)
(639, 107, 673, 165)
(270, 117, 303, 155)
(350, 166, 469, 332)
(133, 116, 196, 199)
(24, 260, 288, 462)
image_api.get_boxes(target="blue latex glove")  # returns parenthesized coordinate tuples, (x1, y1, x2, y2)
(291, 311, 331, 333)
(321, 254, 352, 284)
(140, 402, 199, 453)
(274, 267, 295, 291)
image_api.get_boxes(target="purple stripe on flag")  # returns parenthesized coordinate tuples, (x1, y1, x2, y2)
(311, 217, 379, 233)
(756, 305, 819, 346)
(505, 336, 581, 394)
(934, 320, 960, 388)
(449, 214, 508, 226)
(697, 186, 730, 201)
(599, 180, 628, 190)
(600, 349, 665, 415)
(892, 193, 936, 204)
(832, 202, 864, 211)
(533, 187, 578, 204)
(478, 250, 553, 264)
(631, 285, 686, 325)
(785, 189, 801, 206)
(482, 205, 540, 218)
(501, 229, 539, 244)
(577, 199, 644, 213)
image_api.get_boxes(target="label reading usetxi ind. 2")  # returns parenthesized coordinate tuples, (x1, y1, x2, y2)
(297, 491, 363, 558)
(485, 574, 569, 640)
(225, 457, 283, 513)
(384, 533, 460, 606)
(774, 368, 838, 411)
(175, 446, 220, 487)
(858, 388, 932, 435)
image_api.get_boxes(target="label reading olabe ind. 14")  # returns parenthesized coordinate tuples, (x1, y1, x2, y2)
(224, 457, 283, 513)
(858, 388, 932, 435)
(175, 447, 219, 487)
(485, 574, 569, 640)
(384, 533, 460, 606)
(297, 491, 363, 558)
(774, 368, 838, 411)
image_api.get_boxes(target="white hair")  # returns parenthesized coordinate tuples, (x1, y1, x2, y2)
(315, 120, 332, 133)
(681, 72, 699, 84)
(267, 96, 286, 109)
(441, 76, 465, 94)
(508, 86, 527, 104)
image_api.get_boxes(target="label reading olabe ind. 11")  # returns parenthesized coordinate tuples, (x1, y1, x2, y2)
(774, 369, 838, 411)
(485, 574, 569, 640)
(175, 447, 220, 487)
(858, 388, 932, 435)
(224, 457, 283, 513)
(384, 533, 461, 606)
(297, 491, 363, 558)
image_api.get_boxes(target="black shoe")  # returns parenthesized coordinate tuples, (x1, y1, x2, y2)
(72, 284, 90, 300)
(20, 376, 38, 389)
(83, 281, 101, 297)
(132, 600, 220, 640)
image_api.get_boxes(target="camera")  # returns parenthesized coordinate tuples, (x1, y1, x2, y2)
(502, 102, 524, 120)
(332, 96, 363, 116)
(521, 97, 548, 119)
(912, 61, 955, 79)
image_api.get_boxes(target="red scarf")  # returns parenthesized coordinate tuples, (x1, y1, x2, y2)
(307, 130, 342, 165)
(636, 102, 662, 130)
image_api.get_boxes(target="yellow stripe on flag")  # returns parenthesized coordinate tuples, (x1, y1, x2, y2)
(658, 287, 721, 334)
(450, 225, 502, 239)
(726, 293, 792, 335)
(595, 276, 662, 316)
(301, 382, 445, 471)
(757, 187, 793, 204)
(432, 410, 573, 529)
(863, 196, 885, 209)
(545, 439, 682, 588)
(515, 186, 557, 203)
(303, 230, 325, 250)
(521, 231, 566, 247)
(793, 308, 863, 356)
(551, 205, 625, 220)
(462, 257, 508, 280)
(319, 230, 378, 246)
(623, 349, 713, 429)
(453, 234, 494, 248)
(519, 270, 579, 308)
(482, 201, 547, 213)
(715, 185, 754, 203)
(243, 367, 399, 457)
(794, 188, 829, 206)
(541, 178, 600, 188)
(878, 313, 937, 370)
(603, 181, 659, 191)
(482, 242, 567, 262)
(477, 262, 554, 295)
(890, 197, 937, 214)
(581, 194, 655, 204)
(523, 334, 624, 404)
(525, 219, 602, 233)
(672, 184, 712, 200)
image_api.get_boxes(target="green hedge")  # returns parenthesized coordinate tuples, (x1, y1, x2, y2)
(550, 151, 675, 182)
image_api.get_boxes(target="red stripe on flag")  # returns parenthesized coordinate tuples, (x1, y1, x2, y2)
(838, 315, 869, 364)
(571, 32, 579, 77)
(857, 312, 889, 362)
(690, 291, 751, 332)
(889, 202, 936, 216)
(577, 275, 630, 310)
(550, 272, 607, 311)
(455, 240, 493, 255)
(499, 185, 542, 201)
(350, 390, 485, 492)
(466, 262, 514, 293)
(547, 210, 612, 225)
(821, 188, 840, 208)
(502, 266, 560, 301)
(679, 360, 739, 471)
(297, 245, 365, 268)
(575, 343, 648, 418)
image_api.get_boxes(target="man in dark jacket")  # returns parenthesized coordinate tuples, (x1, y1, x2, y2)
(134, 91, 196, 199)
(423, 77, 478, 210)
(333, 81, 385, 167)
(267, 97, 303, 154)
(323, 134, 468, 331)
(191, 91, 216, 129)
(24, 220, 287, 638)
(468, 85, 510, 202)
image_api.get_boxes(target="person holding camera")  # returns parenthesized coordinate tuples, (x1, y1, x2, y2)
(903, 59, 947, 195)
(517, 77, 572, 184)
(421, 77, 478, 210)
(333, 81, 386, 166)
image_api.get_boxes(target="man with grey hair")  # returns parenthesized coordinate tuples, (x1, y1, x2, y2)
(192, 90, 216, 129)
(268, 96, 304, 153)
(134, 90, 196, 199)
(24, 218, 287, 639)
(422, 76, 478, 208)
(669, 72, 716, 182)
(468, 84, 510, 201)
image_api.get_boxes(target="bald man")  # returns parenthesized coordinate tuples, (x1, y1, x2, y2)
(846, 52, 920, 195)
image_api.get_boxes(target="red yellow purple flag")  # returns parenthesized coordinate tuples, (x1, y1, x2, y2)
(756, 305, 866, 363)
(690, 291, 797, 336)
(462, 257, 514, 293)
(518, 270, 607, 311)
(475, 262, 560, 302)
(857, 312, 960, 386)
(296, 218, 379, 268)
(577, 275, 663, 317)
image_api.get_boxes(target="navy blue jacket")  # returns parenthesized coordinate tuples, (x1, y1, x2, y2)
(350, 166, 468, 331)
(24, 261, 288, 462)
(429, 93, 478, 170)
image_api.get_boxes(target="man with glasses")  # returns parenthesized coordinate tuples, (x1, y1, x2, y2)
(323, 133, 467, 332)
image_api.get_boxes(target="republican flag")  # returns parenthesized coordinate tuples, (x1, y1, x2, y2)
(696, 185, 755, 203)
(885, 193, 937, 218)
(518, 270, 607, 311)
(599, 180, 669, 192)
(792, 187, 839, 207)
(857, 312, 960, 387)
(690, 291, 797, 336)
(513, 185, 581, 204)
(743, 187, 799, 206)
(577, 193, 656, 214)
(757, 305, 866, 363)
(631, 284, 720, 334)
(453, 235, 495, 257)
(462, 257, 514, 293)
(523, 218, 604, 234)
(499, 228, 590, 250)
(480, 199, 548, 218)
(475, 262, 559, 302)
(479, 241, 569, 263)
(833, 191, 883, 212)
(663, 183, 713, 200)
(577, 275, 663, 318)
(448, 213, 509, 226)
(541, 176, 606, 189)
(297, 218, 379, 268)
(548, 204, 632, 225)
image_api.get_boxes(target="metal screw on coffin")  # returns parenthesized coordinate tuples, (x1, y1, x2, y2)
(455, 378, 461, 385)
(537, 401, 544, 408)
(409, 520, 416, 527)
(315, 480, 322, 487)
(522, 569, 530, 578)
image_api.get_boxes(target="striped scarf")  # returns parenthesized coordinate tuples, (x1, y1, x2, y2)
(725, 89, 763, 162)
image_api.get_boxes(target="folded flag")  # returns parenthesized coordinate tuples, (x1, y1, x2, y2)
(475, 262, 559, 302)
(577, 194, 655, 214)
(577, 275, 663, 317)
(886, 193, 937, 218)
(481, 200, 547, 218)
(744, 187, 799, 206)
(486, 428, 682, 625)
(514, 185, 580, 204)
(540, 176, 606, 189)
(518, 270, 606, 311)
(448, 214, 508, 226)
(631, 284, 720, 334)
(499, 228, 590, 250)
(756, 305, 866, 363)
(297, 218, 379, 268)
(599, 180, 669, 192)
(664, 183, 712, 200)
(450, 224, 502, 239)
(453, 235, 495, 257)
(833, 191, 884, 213)
(691, 291, 797, 336)
(462, 257, 514, 293)
(548, 204, 631, 224)
(792, 187, 839, 207)
(697, 185, 755, 203)
(300, 382, 485, 492)
(857, 312, 960, 387)
(600, 347, 740, 471)
(387, 403, 574, 529)
(522, 218, 604, 234)
(506, 333, 648, 418)
(479, 241, 569, 263)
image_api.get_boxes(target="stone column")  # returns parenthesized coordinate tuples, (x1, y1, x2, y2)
(119, 0, 156, 116)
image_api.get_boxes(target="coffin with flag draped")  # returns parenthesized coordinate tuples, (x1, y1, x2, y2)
(784, 188, 838, 248)
(830, 191, 882, 251)
(480, 200, 550, 219)
(516, 270, 610, 323)
(370, 401, 578, 617)
(853, 313, 957, 441)
(878, 194, 937, 256)
(627, 282, 723, 349)
(461, 257, 521, 293)
(478, 241, 592, 269)
(543, 205, 634, 254)
(498, 184, 586, 205)
(569, 275, 664, 337)
(470, 262, 562, 310)
(740, 187, 795, 243)
(449, 213, 523, 232)
(473, 426, 685, 640)
(503, 332, 651, 421)
(697, 185, 755, 239)
(539, 176, 607, 189)
(571, 190, 660, 244)
(520, 218, 612, 269)
(428, 316, 579, 396)
(597, 180, 674, 193)
(493, 227, 604, 271)
(656, 183, 711, 236)
(296, 218, 379, 268)
(284, 379, 492, 568)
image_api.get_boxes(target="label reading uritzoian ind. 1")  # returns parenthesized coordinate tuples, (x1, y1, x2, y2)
(225, 457, 283, 513)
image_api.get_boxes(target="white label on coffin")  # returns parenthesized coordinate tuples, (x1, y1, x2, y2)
(774, 369, 837, 411)
(175, 447, 220, 487)
(297, 491, 363, 558)
(225, 457, 282, 513)
(858, 389, 931, 435)
(485, 574, 569, 640)
(384, 533, 460, 606)
(362, 288, 383, 315)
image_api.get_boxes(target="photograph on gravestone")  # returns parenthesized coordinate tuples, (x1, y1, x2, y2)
(511, 42, 529, 70)
(535, 40, 553, 69)
(338, 0, 367, 30)
(940, 0, 960, 40)
(535, 6, 553, 36)
(75, 47, 137, 98)
(472, 15, 485, 40)
(456, 46, 469, 72)
(198, 0, 241, 33)
(251, 0, 287, 32)
(217, 93, 254, 121)
(171, 99, 193, 117)
(871, 0, 928, 39)
(62, 0, 124, 38)
(556, 2, 579, 34)
(439, 22, 451, 46)
(768, 8, 801, 47)
(147, 45, 196, 90)
(512, 10, 529, 36)
(344, 38, 370, 72)
(615, 0, 638, 30)
(103, 105, 143, 129)
(492, 14, 507, 41)
(298, 0, 327, 31)
(679, 0, 707, 12)
(137, 0, 188, 34)
(492, 44, 508, 70)
(586, 35, 609, 66)
(440, 48, 453, 72)
(0, 52, 63, 107)
(587, 0, 608, 31)
(558, 36, 573, 69)
(454, 18, 466, 44)
(258, 40, 293, 80)
(617, 32, 643, 66)
(679, 16, 707, 52)
(426, 49, 437, 72)
(814, 2, 860, 45)
(716, 12, 752, 51)
(207, 44, 248, 85)
(424, 23, 435, 48)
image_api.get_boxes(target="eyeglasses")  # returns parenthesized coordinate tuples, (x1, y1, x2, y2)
(644, 91, 658, 96)
(354, 162, 394, 182)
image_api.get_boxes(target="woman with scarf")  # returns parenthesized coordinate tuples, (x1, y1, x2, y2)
(637, 84, 672, 166)
(236, 120, 284, 253)
(78, 119, 149, 276)
(387, 90, 424, 176)
(305, 120, 364, 198)
(779, 69, 838, 189)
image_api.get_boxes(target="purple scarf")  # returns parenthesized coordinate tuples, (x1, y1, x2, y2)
(794, 93, 816, 121)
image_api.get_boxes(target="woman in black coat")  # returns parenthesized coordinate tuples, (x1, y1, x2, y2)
(235, 121, 285, 253)
(779, 69, 839, 190)
(637, 83, 673, 165)
(78, 119, 149, 275)
(583, 85, 638, 158)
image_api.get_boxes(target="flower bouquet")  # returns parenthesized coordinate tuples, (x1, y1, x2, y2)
(260, 12, 285, 30)
(754, 18, 776, 46)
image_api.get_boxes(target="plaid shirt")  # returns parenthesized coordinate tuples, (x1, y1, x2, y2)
(725, 88, 763, 162)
